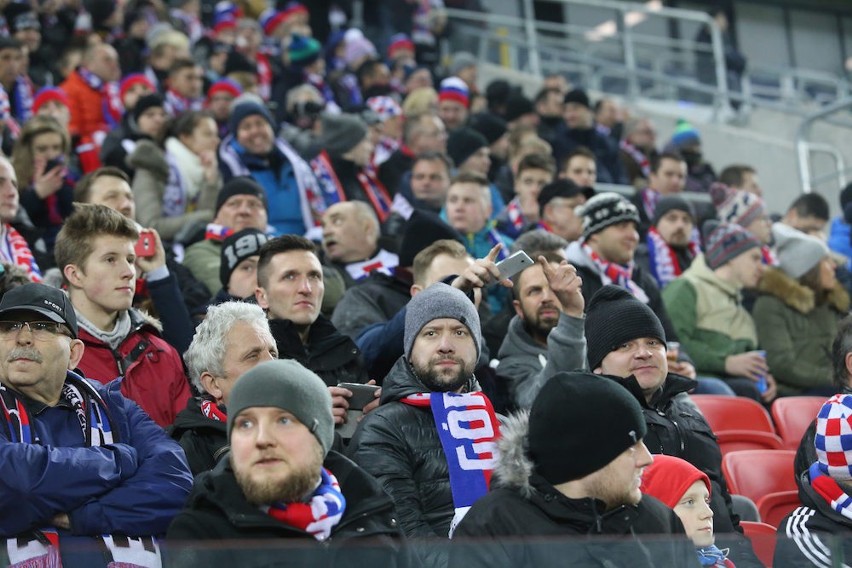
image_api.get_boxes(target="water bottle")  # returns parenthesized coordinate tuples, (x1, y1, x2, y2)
(755, 350, 768, 393)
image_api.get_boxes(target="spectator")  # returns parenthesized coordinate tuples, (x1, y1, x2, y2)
(452, 372, 695, 566)
(496, 152, 555, 238)
(205, 78, 242, 137)
(0, 282, 192, 566)
(828, 183, 852, 261)
(710, 182, 772, 258)
(55, 204, 192, 427)
(468, 112, 508, 183)
(389, 151, 453, 223)
(212, 228, 268, 303)
(0, 37, 32, 124)
(781, 192, 830, 238)
(129, 110, 221, 242)
(218, 97, 324, 237)
(586, 285, 763, 567)
(561, 147, 597, 189)
(753, 223, 847, 396)
(321, 201, 399, 288)
(619, 117, 659, 186)
(31, 87, 72, 131)
(642, 455, 735, 567)
(98, 77, 156, 175)
(537, 179, 593, 243)
(662, 221, 774, 401)
(163, 58, 205, 115)
(718, 164, 761, 197)
(496, 253, 587, 408)
(437, 76, 469, 131)
(5, 4, 50, 87)
(667, 120, 716, 193)
(534, 87, 564, 149)
(167, 359, 407, 565)
(59, 42, 121, 149)
(171, 301, 277, 475)
(594, 96, 622, 144)
(378, 112, 447, 196)
(637, 195, 701, 289)
(348, 283, 499, 566)
(630, 151, 687, 238)
(775, 395, 852, 567)
(0, 156, 41, 282)
(183, 176, 269, 296)
(446, 126, 506, 216)
(449, 52, 478, 94)
(105, 93, 168, 178)
(366, 95, 404, 168)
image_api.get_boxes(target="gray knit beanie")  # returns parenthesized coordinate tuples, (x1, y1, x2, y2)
(772, 222, 829, 279)
(319, 113, 369, 158)
(404, 282, 481, 361)
(227, 359, 334, 458)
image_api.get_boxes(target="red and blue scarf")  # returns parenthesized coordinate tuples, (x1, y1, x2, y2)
(265, 468, 346, 541)
(311, 150, 393, 222)
(401, 391, 500, 536)
(1, 223, 42, 282)
(583, 242, 648, 303)
(646, 225, 701, 288)
(809, 462, 852, 521)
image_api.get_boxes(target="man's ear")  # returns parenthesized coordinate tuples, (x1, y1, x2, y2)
(67, 339, 85, 370)
(255, 286, 268, 309)
(199, 371, 223, 400)
(63, 264, 83, 288)
(410, 284, 423, 297)
(512, 299, 524, 319)
(593, 367, 602, 375)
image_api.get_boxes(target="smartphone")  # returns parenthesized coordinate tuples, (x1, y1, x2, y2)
(337, 382, 380, 411)
(135, 230, 156, 258)
(495, 250, 534, 280)
(44, 156, 65, 172)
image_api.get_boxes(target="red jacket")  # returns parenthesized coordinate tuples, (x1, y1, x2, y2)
(60, 69, 107, 141)
(76, 310, 191, 428)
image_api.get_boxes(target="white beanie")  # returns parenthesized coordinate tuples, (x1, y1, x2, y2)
(772, 222, 829, 279)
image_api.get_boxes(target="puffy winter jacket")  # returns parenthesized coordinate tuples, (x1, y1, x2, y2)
(169, 397, 228, 476)
(76, 309, 192, 428)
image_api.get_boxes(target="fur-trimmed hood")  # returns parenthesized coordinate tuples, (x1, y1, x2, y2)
(492, 410, 536, 498)
(758, 266, 849, 314)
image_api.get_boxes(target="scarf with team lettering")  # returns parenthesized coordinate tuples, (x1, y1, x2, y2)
(0, 373, 161, 568)
(200, 399, 228, 422)
(311, 150, 393, 222)
(582, 242, 649, 303)
(401, 391, 500, 537)
(646, 225, 701, 288)
(264, 468, 346, 541)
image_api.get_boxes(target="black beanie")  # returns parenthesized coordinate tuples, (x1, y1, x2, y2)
(652, 195, 695, 226)
(584, 285, 666, 371)
(133, 93, 164, 123)
(215, 176, 267, 215)
(564, 88, 590, 108)
(398, 209, 463, 267)
(446, 127, 488, 169)
(224, 49, 257, 76)
(503, 93, 534, 123)
(468, 112, 507, 145)
(528, 372, 647, 485)
(220, 228, 269, 289)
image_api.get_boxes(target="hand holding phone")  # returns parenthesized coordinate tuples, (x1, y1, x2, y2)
(135, 230, 156, 258)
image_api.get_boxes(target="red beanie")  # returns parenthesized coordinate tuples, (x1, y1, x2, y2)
(641, 455, 711, 508)
(32, 88, 69, 115)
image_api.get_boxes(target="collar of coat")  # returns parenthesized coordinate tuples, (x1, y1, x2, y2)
(758, 266, 850, 314)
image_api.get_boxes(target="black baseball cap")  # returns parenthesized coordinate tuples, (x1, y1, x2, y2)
(538, 179, 596, 214)
(0, 283, 78, 338)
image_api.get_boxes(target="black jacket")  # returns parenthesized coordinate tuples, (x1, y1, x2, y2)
(166, 451, 409, 567)
(169, 397, 228, 477)
(606, 374, 763, 568)
(269, 315, 369, 387)
(347, 357, 479, 566)
(451, 412, 699, 567)
(775, 468, 852, 567)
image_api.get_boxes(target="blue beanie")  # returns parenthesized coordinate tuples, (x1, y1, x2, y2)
(228, 99, 275, 136)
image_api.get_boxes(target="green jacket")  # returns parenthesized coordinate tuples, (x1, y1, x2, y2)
(662, 255, 757, 376)
(752, 267, 849, 395)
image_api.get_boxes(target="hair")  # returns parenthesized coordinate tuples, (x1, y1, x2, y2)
(402, 87, 438, 118)
(256, 235, 317, 288)
(168, 57, 198, 76)
(562, 147, 596, 173)
(510, 229, 568, 254)
(719, 164, 756, 188)
(412, 150, 452, 174)
(54, 203, 139, 284)
(451, 170, 489, 189)
(534, 87, 562, 106)
(166, 109, 214, 141)
(11, 115, 70, 187)
(356, 59, 385, 88)
(508, 127, 552, 162)
(650, 150, 685, 174)
(74, 167, 130, 203)
(787, 193, 830, 222)
(150, 30, 190, 55)
(512, 250, 565, 299)
(832, 314, 852, 389)
(183, 301, 271, 393)
(403, 111, 438, 144)
(285, 83, 323, 114)
(0, 262, 32, 302)
(412, 239, 468, 286)
(593, 97, 613, 114)
(798, 259, 832, 305)
(517, 153, 556, 177)
(623, 117, 650, 138)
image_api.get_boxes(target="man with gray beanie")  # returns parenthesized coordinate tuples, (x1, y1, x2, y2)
(451, 371, 697, 567)
(349, 282, 500, 566)
(310, 113, 392, 225)
(587, 284, 764, 568)
(167, 359, 407, 566)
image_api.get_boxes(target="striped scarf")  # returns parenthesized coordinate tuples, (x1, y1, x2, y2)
(264, 468, 346, 541)
(0, 223, 42, 282)
(0, 375, 161, 568)
(619, 140, 650, 178)
(583, 242, 649, 303)
(809, 462, 852, 521)
(646, 225, 701, 288)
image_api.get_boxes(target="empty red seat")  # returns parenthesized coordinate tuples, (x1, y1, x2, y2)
(758, 490, 802, 529)
(722, 449, 796, 502)
(740, 521, 777, 567)
(715, 430, 784, 457)
(691, 395, 776, 434)
(771, 396, 827, 450)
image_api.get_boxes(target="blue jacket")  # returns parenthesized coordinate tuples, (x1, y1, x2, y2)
(0, 372, 193, 539)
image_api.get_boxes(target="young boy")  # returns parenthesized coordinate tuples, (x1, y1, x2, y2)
(642, 454, 735, 567)
(54, 203, 191, 427)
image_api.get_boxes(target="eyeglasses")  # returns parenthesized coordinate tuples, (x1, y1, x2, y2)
(0, 321, 71, 339)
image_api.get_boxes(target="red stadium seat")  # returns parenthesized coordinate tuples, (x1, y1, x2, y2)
(715, 430, 784, 457)
(691, 395, 776, 434)
(722, 450, 797, 503)
(740, 521, 777, 567)
(771, 396, 827, 450)
(758, 491, 802, 529)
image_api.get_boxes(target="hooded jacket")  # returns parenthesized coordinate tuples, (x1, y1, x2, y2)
(753, 267, 849, 395)
(662, 254, 757, 377)
(347, 356, 480, 567)
(76, 308, 191, 429)
(775, 468, 852, 568)
(450, 412, 700, 567)
(169, 397, 228, 476)
(496, 313, 588, 409)
(166, 451, 409, 568)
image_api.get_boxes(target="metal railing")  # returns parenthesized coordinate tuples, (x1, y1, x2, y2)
(796, 98, 852, 194)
